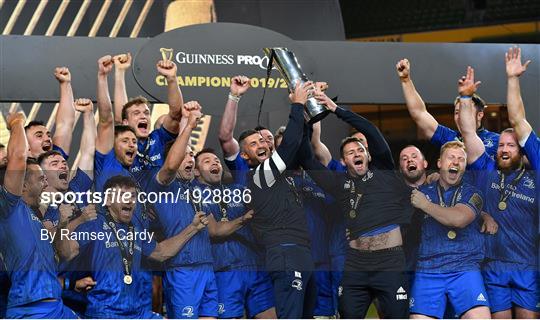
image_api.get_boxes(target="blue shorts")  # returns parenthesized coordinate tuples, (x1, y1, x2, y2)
(313, 269, 335, 316)
(7, 299, 78, 319)
(164, 265, 218, 319)
(411, 271, 489, 318)
(215, 270, 274, 318)
(483, 261, 540, 313)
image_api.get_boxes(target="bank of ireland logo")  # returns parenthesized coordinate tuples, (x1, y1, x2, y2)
(182, 306, 194, 317)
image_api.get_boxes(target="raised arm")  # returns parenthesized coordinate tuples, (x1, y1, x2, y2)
(157, 59, 183, 134)
(96, 55, 114, 154)
(310, 121, 332, 166)
(396, 59, 438, 139)
(74, 99, 96, 177)
(315, 91, 394, 169)
(52, 67, 75, 155)
(207, 209, 253, 238)
(156, 103, 201, 185)
(411, 189, 475, 228)
(505, 47, 533, 141)
(457, 67, 484, 164)
(113, 53, 131, 125)
(149, 212, 208, 262)
(55, 205, 83, 261)
(218, 76, 250, 158)
(4, 112, 27, 196)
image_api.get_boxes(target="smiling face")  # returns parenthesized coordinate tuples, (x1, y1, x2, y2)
(123, 103, 151, 139)
(240, 133, 270, 167)
(195, 152, 223, 185)
(342, 140, 370, 177)
(26, 124, 52, 158)
(40, 153, 69, 192)
(114, 130, 137, 167)
(437, 144, 467, 188)
(0, 146, 7, 168)
(496, 131, 522, 171)
(399, 146, 427, 186)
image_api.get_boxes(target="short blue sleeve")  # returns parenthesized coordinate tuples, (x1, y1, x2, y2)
(458, 185, 483, 217)
(0, 186, 20, 217)
(430, 124, 459, 148)
(522, 131, 540, 170)
(327, 159, 346, 172)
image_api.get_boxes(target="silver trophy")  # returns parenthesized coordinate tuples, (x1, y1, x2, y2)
(263, 47, 329, 124)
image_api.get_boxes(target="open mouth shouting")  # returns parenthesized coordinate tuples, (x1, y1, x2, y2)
(58, 171, 69, 183)
(256, 148, 268, 159)
(447, 165, 460, 180)
(42, 140, 52, 151)
(407, 162, 418, 172)
(209, 166, 221, 175)
(137, 120, 149, 135)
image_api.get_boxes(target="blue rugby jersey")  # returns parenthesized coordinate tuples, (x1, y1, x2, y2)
(521, 131, 540, 264)
(42, 169, 93, 227)
(145, 174, 213, 267)
(74, 215, 156, 318)
(0, 187, 62, 308)
(431, 124, 499, 160)
(94, 149, 133, 193)
(295, 174, 332, 266)
(224, 153, 250, 186)
(327, 159, 346, 172)
(131, 127, 176, 174)
(192, 180, 261, 271)
(469, 152, 537, 266)
(416, 181, 484, 272)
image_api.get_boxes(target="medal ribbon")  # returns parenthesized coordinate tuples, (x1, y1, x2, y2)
(497, 167, 525, 206)
(105, 211, 134, 283)
(348, 179, 363, 216)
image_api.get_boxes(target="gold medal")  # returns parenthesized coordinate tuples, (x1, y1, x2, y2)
(123, 275, 132, 285)
(220, 216, 229, 222)
(349, 210, 356, 219)
(498, 201, 507, 211)
(447, 230, 456, 240)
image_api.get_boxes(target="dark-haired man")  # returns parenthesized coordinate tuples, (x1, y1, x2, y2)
(25, 67, 77, 159)
(245, 81, 316, 318)
(111, 53, 184, 173)
(300, 91, 413, 319)
(0, 112, 77, 318)
(460, 47, 539, 318)
(396, 59, 499, 159)
(145, 104, 221, 319)
(56, 175, 209, 319)
(193, 148, 276, 319)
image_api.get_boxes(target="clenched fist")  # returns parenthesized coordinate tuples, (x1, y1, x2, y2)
(230, 75, 250, 96)
(54, 67, 71, 83)
(74, 98, 93, 113)
(396, 59, 410, 81)
(97, 55, 114, 76)
(114, 53, 131, 71)
(411, 189, 430, 211)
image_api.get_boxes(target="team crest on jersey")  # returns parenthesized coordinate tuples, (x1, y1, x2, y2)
(523, 176, 535, 189)
(218, 303, 226, 315)
(409, 297, 415, 308)
(362, 171, 373, 182)
(182, 306, 194, 317)
(344, 181, 351, 189)
(484, 138, 494, 148)
(291, 279, 303, 291)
